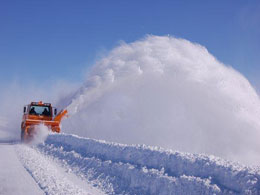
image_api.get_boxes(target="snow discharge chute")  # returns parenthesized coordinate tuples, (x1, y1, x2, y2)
(61, 35, 260, 165)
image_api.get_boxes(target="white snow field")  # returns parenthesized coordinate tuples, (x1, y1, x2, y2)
(40, 133, 260, 194)
(0, 140, 104, 195)
(0, 143, 44, 195)
(0, 133, 260, 194)
(16, 143, 104, 195)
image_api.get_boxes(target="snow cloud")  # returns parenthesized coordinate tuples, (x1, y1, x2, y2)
(1, 35, 259, 166)
(62, 35, 260, 166)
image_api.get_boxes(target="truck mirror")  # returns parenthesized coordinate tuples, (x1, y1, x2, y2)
(54, 108, 57, 115)
(23, 107, 26, 113)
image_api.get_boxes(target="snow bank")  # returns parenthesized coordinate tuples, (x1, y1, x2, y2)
(16, 145, 87, 195)
(45, 133, 260, 194)
(61, 35, 260, 165)
(42, 135, 220, 194)
(16, 144, 103, 195)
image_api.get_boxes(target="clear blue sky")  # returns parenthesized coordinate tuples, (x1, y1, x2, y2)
(0, 0, 259, 91)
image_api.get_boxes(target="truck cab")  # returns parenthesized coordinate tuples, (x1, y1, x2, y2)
(21, 101, 67, 141)
(23, 102, 56, 120)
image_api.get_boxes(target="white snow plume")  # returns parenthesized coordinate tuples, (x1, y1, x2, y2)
(29, 124, 50, 146)
(62, 35, 260, 165)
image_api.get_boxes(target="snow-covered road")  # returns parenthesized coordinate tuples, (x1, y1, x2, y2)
(16, 143, 104, 195)
(0, 140, 104, 195)
(0, 143, 43, 195)
(0, 133, 260, 195)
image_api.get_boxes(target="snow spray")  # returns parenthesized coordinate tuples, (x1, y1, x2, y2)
(62, 35, 260, 165)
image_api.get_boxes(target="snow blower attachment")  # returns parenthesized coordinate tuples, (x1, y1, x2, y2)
(21, 101, 68, 141)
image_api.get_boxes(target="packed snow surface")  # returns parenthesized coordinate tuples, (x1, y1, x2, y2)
(0, 144, 44, 195)
(16, 143, 104, 195)
(0, 139, 104, 195)
(61, 35, 260, 165)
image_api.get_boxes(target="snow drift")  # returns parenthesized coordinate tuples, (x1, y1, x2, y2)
(40, 133, 260, 194)
(61, 35, 260, 165)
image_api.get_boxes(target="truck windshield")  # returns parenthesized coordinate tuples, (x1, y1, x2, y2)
(29, 105, 51, 116)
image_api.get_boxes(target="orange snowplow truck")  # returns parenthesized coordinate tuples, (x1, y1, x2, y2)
(21, 101, 68, 141)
